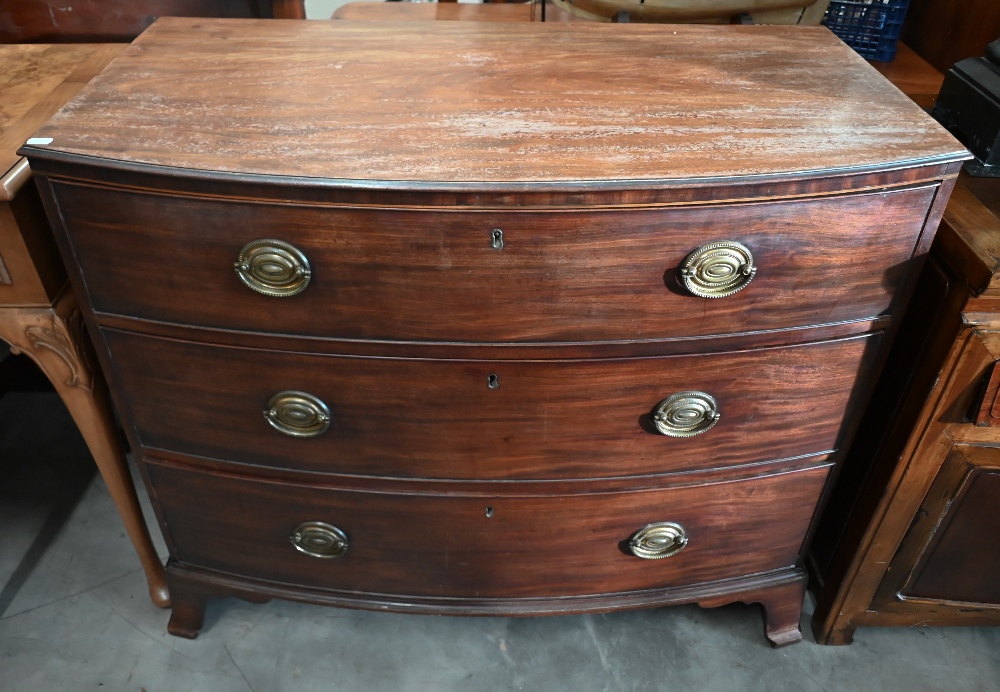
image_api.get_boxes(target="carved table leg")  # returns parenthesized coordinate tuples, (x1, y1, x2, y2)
(699, 571, 807, 648)
(0, 296, 170, 607)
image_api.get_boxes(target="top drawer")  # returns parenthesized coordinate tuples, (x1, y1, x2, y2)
(51, 181, 936, 343)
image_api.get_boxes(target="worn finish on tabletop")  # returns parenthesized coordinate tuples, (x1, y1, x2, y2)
(25, 19, 964, 185)
(22, 19, 967, 646)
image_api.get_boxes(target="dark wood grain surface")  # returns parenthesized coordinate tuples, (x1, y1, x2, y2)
(53, 182, 934, 343)
(0, 1, 306, 43)
(107, 328, 873, 480)
(22, 19, 966, 186)
(147, 461, 830, 599)
(903, 0, 1000, 74)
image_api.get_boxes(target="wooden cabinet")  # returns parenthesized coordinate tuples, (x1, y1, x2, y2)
(810, 177, 1000, 644)
(21, 19, 967, 646)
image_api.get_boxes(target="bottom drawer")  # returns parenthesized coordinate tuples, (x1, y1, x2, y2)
(148, 462, 830, 599)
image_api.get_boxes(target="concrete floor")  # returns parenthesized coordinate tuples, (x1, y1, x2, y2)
(2, 360, 1000, 692)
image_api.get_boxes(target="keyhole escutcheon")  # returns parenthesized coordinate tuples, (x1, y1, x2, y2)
(491, 229, 504, 250)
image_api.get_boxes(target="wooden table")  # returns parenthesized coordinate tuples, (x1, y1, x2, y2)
(0, 44, 169, 608)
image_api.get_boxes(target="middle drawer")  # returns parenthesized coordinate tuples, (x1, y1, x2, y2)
(107, 329, 873, 480)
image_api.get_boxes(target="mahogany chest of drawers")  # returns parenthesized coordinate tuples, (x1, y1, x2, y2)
(21, 18, 967, 646)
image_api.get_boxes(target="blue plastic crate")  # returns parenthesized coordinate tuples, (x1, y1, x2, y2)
(823, 0, 911, 62)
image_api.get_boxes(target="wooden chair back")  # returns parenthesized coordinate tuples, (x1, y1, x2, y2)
(546, 0, 829, 23)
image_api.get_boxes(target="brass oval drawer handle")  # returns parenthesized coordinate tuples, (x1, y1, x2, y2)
(679, 240, 756, 298)
(234, 238, 312, 297)
(628, 522, 688, 560)
(652, 391, 720, 437)
(291, 521, 349, 559)
(264, 391, 331, 438)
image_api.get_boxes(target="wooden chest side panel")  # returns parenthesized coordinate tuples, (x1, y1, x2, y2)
(55, 182, 935, 342)
(146, 461, 831, 598)
(107, 329, 874, 480)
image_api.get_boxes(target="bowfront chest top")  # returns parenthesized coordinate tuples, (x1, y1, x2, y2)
(21, 18, 968, 646)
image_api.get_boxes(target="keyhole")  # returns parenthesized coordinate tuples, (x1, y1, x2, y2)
(491, 229, 504, 250)
(485, 507, 494, 518)
(488, 374, 499, 389)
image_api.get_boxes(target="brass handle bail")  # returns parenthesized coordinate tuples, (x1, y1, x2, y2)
(291, 522, 349, 559)
(263, 391, 332, 438)
(652, 391, 720, 437)
(628, 522, 688, 559)
(679, 241, 756, 298)
(234, 238, 312, 297)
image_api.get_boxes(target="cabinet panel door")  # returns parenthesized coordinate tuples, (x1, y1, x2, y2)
(897, 446, 1000, 605)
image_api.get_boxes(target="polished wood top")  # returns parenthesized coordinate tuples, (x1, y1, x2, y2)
(1, 43, 124, 199)
(24, 18, 966, 187)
